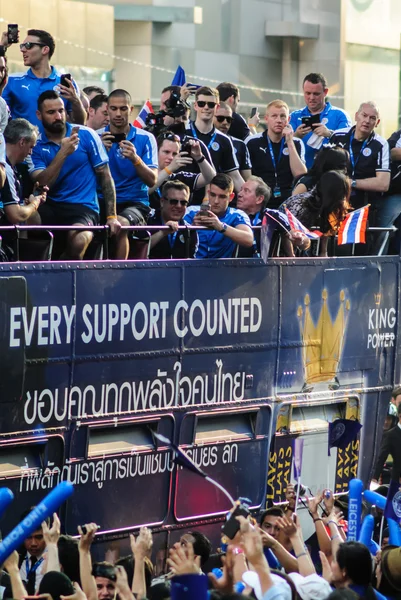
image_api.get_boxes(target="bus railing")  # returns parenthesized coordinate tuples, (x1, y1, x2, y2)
(0, 225, 397, 262)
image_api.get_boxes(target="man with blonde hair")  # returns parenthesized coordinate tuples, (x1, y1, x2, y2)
(246, 100, 306, 207)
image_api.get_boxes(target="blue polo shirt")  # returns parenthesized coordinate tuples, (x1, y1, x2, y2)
(184, 206, 252, 258)
(98, 125, 158, 206)
(2, 67, 77, 127)
(30, 123, 108, 213)
(289, 101, 351, 168)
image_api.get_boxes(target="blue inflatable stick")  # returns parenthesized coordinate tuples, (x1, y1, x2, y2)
(0, 489, 14, 519)
(387, 517, 401, 546)
(0, 481, 73, 564)
(363, 489, 386, 511)
(358, 514, 375, 546)
(347, 479, 364, 541)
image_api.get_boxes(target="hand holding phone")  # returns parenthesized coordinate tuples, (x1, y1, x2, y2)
(7, 24, 19, 45)
(221, 503, 250, 540)
(60, 73, 72, 88)
(250, 107, 258, 118)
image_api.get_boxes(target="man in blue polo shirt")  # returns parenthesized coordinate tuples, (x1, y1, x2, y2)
(3, 29, 85, 127)
(30, 90, 120, 260)
(99, 89, 158, 259)
(290, 73, 351, 168)
(184, 173, 253, 258)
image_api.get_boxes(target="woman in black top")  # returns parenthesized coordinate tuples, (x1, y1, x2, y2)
(292, 146, 351, 195)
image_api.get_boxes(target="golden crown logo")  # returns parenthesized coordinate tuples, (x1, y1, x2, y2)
(297, 290, 350, 388)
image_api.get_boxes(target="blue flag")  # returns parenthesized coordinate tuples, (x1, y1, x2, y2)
(293, 438, 304, 480)
(260, 209, 291, 262)
(328, 419, 362, 456)
(153, 431, 207, 478)
(171, 65, 186, 86)
(384, 479, 401, 522)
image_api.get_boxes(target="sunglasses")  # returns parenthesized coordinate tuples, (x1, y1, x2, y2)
(196, 101, 217, 109)
(160, 132, 181, 143)
(215, 115, 233, 124)
(20, 42, 47, 51)
(165, 199, 188, 206)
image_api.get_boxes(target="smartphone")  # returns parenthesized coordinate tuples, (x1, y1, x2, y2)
(7, 24, 19, 45)
(181, 141, 192, 156)
(33, 185, 45, 197)
(221, 503, 250, 539)
(301, 114, 320, 128)
(112, 133, 127, 143)
(60, 73, 71, 88)
(250, 107, 258, 118)
(199, 201, 210, 213)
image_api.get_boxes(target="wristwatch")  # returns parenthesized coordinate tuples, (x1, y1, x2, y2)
(351, 179, 357, 188)
(220, 222, 228, 234)
(196, 156, 205, 164)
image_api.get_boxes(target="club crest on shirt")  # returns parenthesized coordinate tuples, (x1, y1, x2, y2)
(211, 142, 220, 151)
(331, 422, 346, 442)
(362, 148, 372, 157)
(321, 118, 328, 125)
(283, 148, 290, 156)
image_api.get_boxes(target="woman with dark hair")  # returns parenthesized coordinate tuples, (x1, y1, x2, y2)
(281, 170, 351, 256)
(331, 541, 386, 600)
(293, 146, 351, 195)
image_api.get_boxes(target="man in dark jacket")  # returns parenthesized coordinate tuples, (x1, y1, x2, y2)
(372, 403, 401, 483)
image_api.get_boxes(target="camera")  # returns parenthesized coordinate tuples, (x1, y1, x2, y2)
(145, 92, 189, 137)
(221, 503, 250, 539)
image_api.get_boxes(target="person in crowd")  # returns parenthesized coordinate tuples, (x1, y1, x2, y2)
(282, 170, 351, 257)
(0, 52, 9, 132)
(292, 146, 351, 195)
(329, 101, 390, 211)
(3, 29, 85, 126)
(213, 102, 252, 181)
(83, 85, 106, 101)
(185, 86, 244, 193)
(1, 119, 47, 225)
(389, 386, 401, 416)
(17, 509, 49, 593)
(149, 131, 216, 208)
(259, 507, 298, 573)
(99, 88, 157, 259)
(160, 84, 194, 129)
(86, 94, 109, 131)
(184, 173, 253, 258)
(172, 531, 212, 571)
(246, 100, 306, 207)
(216, 81, 251, 141)
(30, 90, 120, 260)
(148, 181, 198, 259)
(80, 91, 90, 118)
(376, 544, 401, 599)
(290, 72, 352, 168)
(236, 176, 271, 256)
(372, 402, 401, 485)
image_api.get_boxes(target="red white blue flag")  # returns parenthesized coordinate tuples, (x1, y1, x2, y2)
(133, 100, 154, 129)
(285, 207, 323, 239)
(337, 205, 369, 245)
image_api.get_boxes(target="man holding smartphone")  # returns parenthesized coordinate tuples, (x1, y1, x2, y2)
(2, 29, 85, 127)
(246, 100, 306, 207)
(289, 73, 351, 168)
(99, 89, 158, 259)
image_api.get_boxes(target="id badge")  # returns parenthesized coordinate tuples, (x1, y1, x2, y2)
(273, 186, 281, 199)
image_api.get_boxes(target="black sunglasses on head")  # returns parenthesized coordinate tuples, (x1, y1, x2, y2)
(215, 115, 233, 124)
(196, 101, 217, 109)
(20, 42, 47, 51)
(160, 132, 181, 143)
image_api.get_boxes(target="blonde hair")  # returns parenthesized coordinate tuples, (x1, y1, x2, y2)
(266, 100, 289, 113)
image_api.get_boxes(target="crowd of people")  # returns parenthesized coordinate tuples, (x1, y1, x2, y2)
(0, 28, 400, 260)
(2, 475, 401, 600)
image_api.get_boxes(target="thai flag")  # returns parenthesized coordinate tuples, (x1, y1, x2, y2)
(285, 207, 322, 239)
(133, 100, 154, 129)
(337, 205, 370, 245)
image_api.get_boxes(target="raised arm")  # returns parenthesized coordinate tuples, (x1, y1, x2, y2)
(31, 131, 79, 188)
(130, 527, 153, 599)
(276, 514, 315, 576)
(259, 527, 298, 574)
(285, 127, 307, 179)
(3, 551, 28, 600)
(42, 512, 61, 574)
(306, 491, 332, 557)
(78, 523, 99, 600)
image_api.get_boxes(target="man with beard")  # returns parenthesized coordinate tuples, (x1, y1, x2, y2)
(30, 90, 120, 260)
(99, 89, 158, 259)
(246, 100, 306, 207)
(3, 29, 85, 126)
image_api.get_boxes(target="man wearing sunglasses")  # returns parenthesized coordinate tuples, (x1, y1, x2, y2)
(149, 180, 198, 259)
(2, 29, 85, 127)
(185, 86, 244, 195)
(214, 102, 252, 181)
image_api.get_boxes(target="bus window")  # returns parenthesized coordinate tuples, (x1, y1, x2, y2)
(88, 424, 155, 458)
